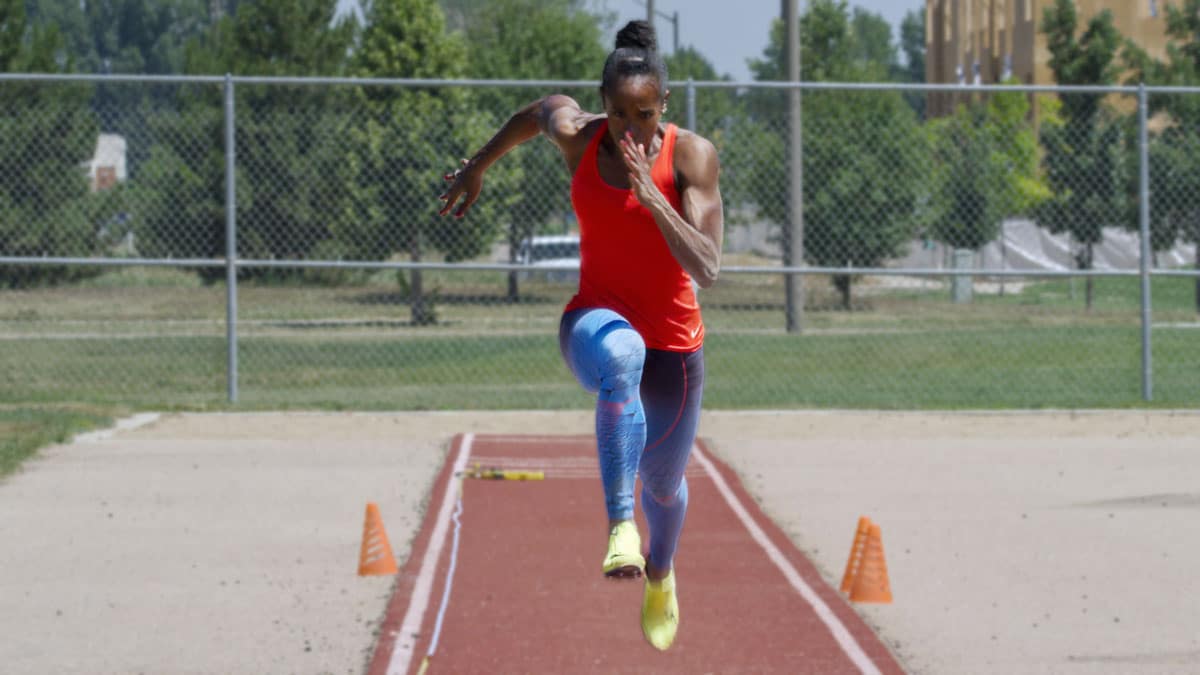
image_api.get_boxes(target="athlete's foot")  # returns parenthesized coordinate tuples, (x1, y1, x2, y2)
(641, 567, 679, 650)
(602, 520, 645, 578)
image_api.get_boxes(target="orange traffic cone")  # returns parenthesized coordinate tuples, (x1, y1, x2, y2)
(848, 523, 892, 603)
(358, 502, 398, 576)
(839, 516, 872, 593)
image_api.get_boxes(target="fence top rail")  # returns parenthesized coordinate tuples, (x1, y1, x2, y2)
(0, 73, 227, 85)
(4, 256, 1198, 277)
(2, 72, 1189, 94)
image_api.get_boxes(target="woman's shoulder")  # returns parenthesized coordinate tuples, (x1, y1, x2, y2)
(671, 127, 720, 177)
(671, 127, 717, 156)
(579, 116, 608, 141)
(542, 96, 604, 141)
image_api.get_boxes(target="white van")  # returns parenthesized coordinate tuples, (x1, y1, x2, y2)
(516, 234, 580, 282)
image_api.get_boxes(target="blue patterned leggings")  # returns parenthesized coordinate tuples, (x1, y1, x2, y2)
(559, 308, 705, 572)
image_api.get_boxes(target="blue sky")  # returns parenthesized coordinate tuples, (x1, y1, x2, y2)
(599, 0, 919, 81)
(335, 1, 920, 82)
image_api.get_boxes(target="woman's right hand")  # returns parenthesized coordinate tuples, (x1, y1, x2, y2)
(438, 158, 484, 218)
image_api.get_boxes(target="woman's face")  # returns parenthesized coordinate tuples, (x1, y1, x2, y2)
(602, 75, 668, 150)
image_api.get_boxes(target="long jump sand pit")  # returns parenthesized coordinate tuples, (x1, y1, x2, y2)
(1, 410, 1198, 674)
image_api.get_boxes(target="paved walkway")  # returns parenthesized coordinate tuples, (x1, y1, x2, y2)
(1, 410, 1198, 674)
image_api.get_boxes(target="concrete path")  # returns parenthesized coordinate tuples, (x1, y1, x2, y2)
(2, 410, 1198, 674)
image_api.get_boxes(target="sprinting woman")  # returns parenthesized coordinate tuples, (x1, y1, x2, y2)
(438, 19, 723, 651)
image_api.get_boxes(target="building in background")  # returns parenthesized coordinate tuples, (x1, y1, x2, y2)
(925, 1, 1168, 118)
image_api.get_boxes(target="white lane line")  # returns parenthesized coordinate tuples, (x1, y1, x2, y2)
(72, 413, 162, 443)
(469, 456, 597, 465)
(386, 433, 474, 675)
(692, 444, 883, 675)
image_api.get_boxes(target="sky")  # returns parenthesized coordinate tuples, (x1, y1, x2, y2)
(600, 0, 921, 82)
(333, 1, 920, 83)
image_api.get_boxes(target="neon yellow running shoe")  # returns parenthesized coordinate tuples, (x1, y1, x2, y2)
(641, 569, 679, 651)
(602, 520, 645, 578)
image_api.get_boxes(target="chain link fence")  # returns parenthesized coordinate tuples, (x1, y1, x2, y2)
(1, 74, 1198, 409)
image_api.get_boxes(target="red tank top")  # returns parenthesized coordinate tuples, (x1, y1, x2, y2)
(565, 121, 704, 352)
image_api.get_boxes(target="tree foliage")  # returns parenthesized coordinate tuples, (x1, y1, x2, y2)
(850, 7, 898, 79)
(133, 0, 355, 282)
(1037, 0, 1128, 309)
(900, 8, 925, 84)
(26, 0, 211, 75)
(744, 0, 926, 309)
(453, 0, 605, 299)
(24, 0, 215, 176)
(657, 45, 747, 251)
(1123, 0, 1200, 310)
(0, 0, 107, 287)
(346, 0, 480, 322)
(928, 83, 1049, 251)
(899, 8, 926, 118)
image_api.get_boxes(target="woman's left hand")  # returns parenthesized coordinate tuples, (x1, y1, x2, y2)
(619, 131, 660, 209)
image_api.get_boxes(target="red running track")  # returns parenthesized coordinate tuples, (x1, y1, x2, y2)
(368, 433, 905, 675)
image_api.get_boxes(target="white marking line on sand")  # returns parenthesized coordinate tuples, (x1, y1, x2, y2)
(692, 444, 883, 675)
(387, 433, 474, 675)
(72, 413, 161, 443)
(469, 456, 598, 466)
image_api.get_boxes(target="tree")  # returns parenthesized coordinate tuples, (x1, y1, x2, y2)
(346, 0, 476, 324)
(928, 82, 1049, 252)
(79, 0, 213, 128)
(664, 45, 742, 128)
(20, 0, 215, 185)
(1124, 0, 1200, 312)
(900, 8, 925, 83)
(660, 46, 750, 245)
(1037, 0, 1127, 310)
(133, 0, 355, 282)
(850, 7, 899, 78)
(899, 7, 926, 118)
(745, 0, 928, 309)
(0, 0, 109, 287)
(455, 0, 606, 301)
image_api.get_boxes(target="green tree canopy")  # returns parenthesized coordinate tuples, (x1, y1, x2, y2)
(900, 8, 925, 83)
(346, 0, 478, 322)
(850, 7, 898, 79)
(928, 82, 1049, 251)
(665, 45, 739, 164)
(1123, 0, 1200, 311)
(132, 0, 355, 281)
(743, 0, 927, 309)
(1037, 0, 1128, 309)
(19, 0, 216, 184)
(899, 7, 926, 118)
(453, 0, 606, 298)
(1042, 0, 1123, 125)
(1, 0, 106, 287)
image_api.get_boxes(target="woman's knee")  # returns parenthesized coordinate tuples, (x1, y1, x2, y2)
(562, 309, 645, 393)
(642, 474, 686, 506)
(594, 326, 645, 393)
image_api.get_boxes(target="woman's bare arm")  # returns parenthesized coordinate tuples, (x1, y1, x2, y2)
(439, 95, 596, 218)
(619, 130, 724, 287)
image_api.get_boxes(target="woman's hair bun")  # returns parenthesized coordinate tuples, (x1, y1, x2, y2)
(615, 20, 657, 52)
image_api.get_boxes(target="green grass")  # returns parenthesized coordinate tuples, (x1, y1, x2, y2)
(0, 406, 118, 477)
(2, 266, 1198, 475)
(2, 324, 1196, 410)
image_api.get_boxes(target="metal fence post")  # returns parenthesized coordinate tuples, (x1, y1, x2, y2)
(1137, 83, 1153, 402)
(225, 74, 239, 403)
(784, 0, 804, 333)
(686, 78, 696, 133)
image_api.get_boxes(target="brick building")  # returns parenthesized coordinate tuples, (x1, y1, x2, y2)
(925, 1, 1169, 118)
